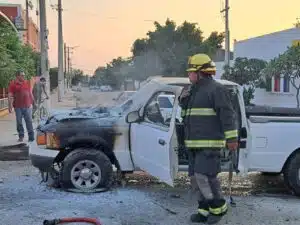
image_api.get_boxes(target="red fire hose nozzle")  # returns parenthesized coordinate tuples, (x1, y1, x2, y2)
(43, 217, 102, 225)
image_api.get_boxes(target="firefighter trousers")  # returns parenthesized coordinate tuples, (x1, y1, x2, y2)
(188, 148, 228, 218)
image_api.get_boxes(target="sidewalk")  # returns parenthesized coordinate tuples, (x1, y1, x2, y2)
(0, 91, 76, 148)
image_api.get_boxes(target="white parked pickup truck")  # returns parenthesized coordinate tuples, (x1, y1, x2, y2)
(28, 77, 300, 195)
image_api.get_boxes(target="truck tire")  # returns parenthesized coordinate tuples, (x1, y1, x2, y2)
(59, 148, 113, 191)
(283, 152, 300, 196)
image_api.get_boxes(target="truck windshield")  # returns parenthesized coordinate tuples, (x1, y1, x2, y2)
(109, 99, 134, 116)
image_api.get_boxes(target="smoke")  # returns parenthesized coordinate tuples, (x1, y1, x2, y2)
(132, 42, 192, 79)
(131, 50, 165, 81)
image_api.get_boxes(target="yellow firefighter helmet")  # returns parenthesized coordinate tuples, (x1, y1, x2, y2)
(186, 53, 216, 75)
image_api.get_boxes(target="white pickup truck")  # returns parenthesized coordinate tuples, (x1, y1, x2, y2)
(29, 77, 300, 195)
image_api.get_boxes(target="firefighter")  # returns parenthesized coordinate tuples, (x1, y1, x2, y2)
(179, 53, 239, 224)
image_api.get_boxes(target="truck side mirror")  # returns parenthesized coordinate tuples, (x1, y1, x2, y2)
(239, 127, 247, 138)
(126, 110, 141, 123)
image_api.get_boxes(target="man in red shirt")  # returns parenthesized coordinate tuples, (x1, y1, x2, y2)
(8, 71, 35, 142)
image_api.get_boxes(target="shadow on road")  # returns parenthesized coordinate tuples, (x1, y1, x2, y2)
(0, 144, 29, 161)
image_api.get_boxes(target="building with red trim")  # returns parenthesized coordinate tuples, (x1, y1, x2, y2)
(234, 27, 300, 107)
(0, 3, 40, 51)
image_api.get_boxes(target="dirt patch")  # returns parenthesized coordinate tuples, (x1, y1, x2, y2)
(124, 171, 293, 197)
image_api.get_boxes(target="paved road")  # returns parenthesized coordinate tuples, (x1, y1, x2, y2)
(0, 161, 299, 225)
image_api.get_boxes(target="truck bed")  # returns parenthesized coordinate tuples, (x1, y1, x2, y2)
(246, 105, 300, 118)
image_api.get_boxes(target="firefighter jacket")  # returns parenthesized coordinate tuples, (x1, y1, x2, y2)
(179, 77, 238, 149)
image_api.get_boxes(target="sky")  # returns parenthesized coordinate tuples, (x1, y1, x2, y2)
(5, 0, 300, 74)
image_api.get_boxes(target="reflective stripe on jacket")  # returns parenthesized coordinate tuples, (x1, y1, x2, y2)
(178, 77, 238, 149)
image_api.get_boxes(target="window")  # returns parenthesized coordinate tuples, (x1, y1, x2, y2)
(144, 91, 175, 127)
(158, 96, 173, 108)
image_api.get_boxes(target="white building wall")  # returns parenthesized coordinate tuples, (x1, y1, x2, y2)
(234, 27, 300, 108)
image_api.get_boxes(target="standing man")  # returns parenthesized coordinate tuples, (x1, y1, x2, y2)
(32, 76, 49, 119)
(179, 54, 238, 224)
(8, 70, 35, 142)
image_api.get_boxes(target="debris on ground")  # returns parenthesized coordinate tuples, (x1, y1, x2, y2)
(125, 171, 292, 196)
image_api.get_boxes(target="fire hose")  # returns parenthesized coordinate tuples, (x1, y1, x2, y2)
(43, 217, 102, 225)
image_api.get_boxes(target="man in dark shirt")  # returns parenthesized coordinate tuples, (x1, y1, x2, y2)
(8, 71, 35, 142)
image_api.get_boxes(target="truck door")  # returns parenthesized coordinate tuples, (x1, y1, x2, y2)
(236, 86, 250, 175)
(220, 86, 249, 175)
(129, 87, 181, 186)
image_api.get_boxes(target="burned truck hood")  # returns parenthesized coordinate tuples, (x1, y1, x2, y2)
(37, 105, 121, 132)
(46, 106, 112, 122)
(38, 110, 120, 134)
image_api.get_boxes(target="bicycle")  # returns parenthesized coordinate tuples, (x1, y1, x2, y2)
(32, 98, 49, 124)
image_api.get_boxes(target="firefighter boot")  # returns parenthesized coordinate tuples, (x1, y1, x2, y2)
(190, 201, 209, 223)
(207, 199, 228, 224)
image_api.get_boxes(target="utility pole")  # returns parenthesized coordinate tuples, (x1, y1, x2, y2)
(39, 0, 51, 111)
(25, 0, 29, 44)
(221, 0, 230, 67)
(52, 0, 64, 102)
(25, 1, 33, 45)
(66, 45, 79, 88)
(64, 43, 67, 91)
(67, 46, 70, 88)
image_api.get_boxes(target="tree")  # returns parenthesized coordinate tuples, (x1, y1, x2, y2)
(71, 69, 85, 86)
(92, 18, 224, 88)
(93, 57, 133, 88)
(262, 45, 300, 107)
(0, 22, 18, 88)
(222, 57, 267, 105)
(131, 19, 225, 79)
(49, 67, 58, 91)
(0, 21, 39, 88)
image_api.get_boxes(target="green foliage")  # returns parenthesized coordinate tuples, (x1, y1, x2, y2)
(222, 57, 267, 105)
(49, 67, 58, 91)
(50, 67, 85, 89)
(242, 87, 255, 106)
(261, 45, 300, 107)
(71, 69, 85, 86)
(222, 57, 267, 86)
(93, 19, 224, 88)
(131, 19, 224, 80)
(49, 67, 85, 90)
(93, 57, 133, 88)
(0, 21, 39, 88)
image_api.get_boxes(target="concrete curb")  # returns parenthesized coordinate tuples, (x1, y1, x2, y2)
(0, 108, 9, 118)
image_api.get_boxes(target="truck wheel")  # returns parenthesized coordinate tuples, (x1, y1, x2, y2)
(283, 152, 300, 196)
(59, 148, 113, 191)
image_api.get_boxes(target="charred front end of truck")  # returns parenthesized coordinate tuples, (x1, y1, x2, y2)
(30, 113, 122, 191)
